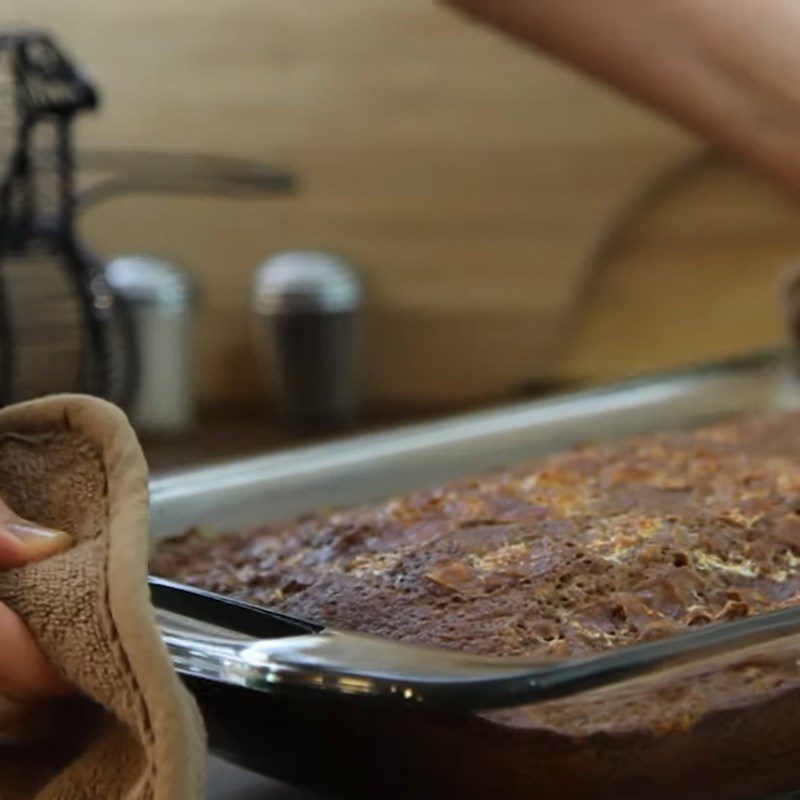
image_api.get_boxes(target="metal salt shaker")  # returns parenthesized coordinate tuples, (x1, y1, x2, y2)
(105, 255, 196, 434)
(252, 251, 362, 430)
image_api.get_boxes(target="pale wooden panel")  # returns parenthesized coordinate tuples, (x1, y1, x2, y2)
(4, 0, 696, 408)
(559, 158, 800, 382)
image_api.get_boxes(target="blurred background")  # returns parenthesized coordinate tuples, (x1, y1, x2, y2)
(2, 0, 799, 466)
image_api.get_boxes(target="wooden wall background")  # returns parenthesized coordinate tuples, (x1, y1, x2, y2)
(4, 0, 799, 412)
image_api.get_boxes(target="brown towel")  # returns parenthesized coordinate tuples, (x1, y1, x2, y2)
(0, 395, 205, 799)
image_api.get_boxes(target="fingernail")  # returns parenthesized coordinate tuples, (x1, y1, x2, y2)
(6, 521, 72, 561)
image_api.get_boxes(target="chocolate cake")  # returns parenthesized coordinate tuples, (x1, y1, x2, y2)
(152, 412, 800, 799)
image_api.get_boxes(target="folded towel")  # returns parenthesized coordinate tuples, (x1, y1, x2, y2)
(0, 395, 204, 799)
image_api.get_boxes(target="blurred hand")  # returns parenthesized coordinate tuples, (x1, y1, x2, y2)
(448, 0, 800, 197)
(0, 501, 73, 732)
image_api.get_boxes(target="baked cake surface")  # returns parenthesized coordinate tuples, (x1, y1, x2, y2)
(152, 412, 800, 734)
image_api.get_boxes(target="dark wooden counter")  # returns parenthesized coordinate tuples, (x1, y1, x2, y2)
(140, 407, 459, 473)
(139, 382, 576, 473)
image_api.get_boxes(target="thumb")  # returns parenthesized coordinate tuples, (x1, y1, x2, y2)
(0, 602, 71, 700)
(0, 510, 72, 569)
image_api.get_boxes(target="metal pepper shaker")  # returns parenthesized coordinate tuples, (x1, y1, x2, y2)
(105, 254, 196, 434)
(252, 250, 362, 430)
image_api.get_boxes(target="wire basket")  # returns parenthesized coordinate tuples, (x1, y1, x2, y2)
(0, 31, 131, 406)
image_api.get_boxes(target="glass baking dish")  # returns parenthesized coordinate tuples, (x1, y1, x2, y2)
(149, 348, 800, 800)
